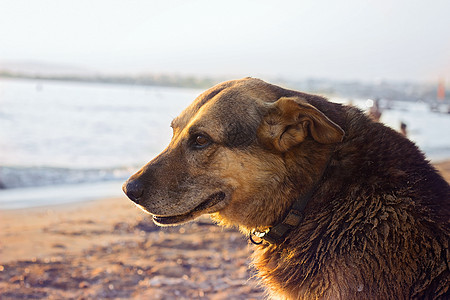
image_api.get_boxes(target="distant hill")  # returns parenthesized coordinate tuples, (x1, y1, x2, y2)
(0, 61, 94, 77)
(0, 61, 448, 102)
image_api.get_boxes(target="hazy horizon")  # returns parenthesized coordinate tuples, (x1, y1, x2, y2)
(1, 0, 449, 83)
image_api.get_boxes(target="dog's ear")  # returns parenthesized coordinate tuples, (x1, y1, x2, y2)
(258, 97, 345, 152)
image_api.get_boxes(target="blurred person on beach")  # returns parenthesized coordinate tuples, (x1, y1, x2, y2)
(368, 98, 382, 121)
(400, 121, 408, 136)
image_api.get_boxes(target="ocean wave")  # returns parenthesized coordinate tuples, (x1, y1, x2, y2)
(0, 166, 134, 189)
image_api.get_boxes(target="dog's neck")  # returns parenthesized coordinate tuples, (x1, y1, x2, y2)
(249, 183, 319, 244)
(249, 148, 334, 245)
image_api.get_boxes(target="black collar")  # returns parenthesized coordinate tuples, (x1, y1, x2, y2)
(249, 153, 333, 245)
(249, 184, 319, 245)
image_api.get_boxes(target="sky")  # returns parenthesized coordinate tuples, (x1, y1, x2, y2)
(0, 0, 449, 83)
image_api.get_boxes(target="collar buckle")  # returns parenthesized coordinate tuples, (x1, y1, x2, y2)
(250, 207, 306, 245)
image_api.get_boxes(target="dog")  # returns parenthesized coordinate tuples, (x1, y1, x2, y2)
(123, 78, 449, 299)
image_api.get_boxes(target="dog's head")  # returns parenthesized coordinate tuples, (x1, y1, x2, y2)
(123, 78, 344, 230)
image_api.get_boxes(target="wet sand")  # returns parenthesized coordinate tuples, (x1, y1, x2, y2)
(1, 161, 449, 299)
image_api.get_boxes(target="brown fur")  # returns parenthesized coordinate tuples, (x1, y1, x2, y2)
(123, 78, 450, 299)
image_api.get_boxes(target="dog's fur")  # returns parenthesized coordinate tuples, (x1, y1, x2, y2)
(123, 78, 449, 299)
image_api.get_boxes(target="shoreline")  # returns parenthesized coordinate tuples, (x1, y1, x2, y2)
(0, 180, 125, 210)
(1, 159, 449, 211)
(0, 160, 449, 299)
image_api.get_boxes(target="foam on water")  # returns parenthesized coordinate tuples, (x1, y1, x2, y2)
(0, 180, 124, 209)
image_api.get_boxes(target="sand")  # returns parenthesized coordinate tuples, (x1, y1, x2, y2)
(1, 161, 449, 299)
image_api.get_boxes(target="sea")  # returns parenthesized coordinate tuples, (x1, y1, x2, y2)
(1, 78, 449, 209)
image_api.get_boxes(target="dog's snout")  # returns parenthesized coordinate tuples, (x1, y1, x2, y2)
(123, 180, 145, 203)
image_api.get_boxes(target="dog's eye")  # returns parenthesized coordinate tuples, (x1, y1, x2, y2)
(193, 135, 211, 149)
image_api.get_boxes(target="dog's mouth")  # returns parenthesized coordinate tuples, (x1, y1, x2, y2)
(152, 191, 226, 226)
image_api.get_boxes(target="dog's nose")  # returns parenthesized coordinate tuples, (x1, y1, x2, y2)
(122, 180, 144, 203)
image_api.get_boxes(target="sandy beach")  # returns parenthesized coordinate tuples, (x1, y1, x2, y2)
(1, 160, 449, 299)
